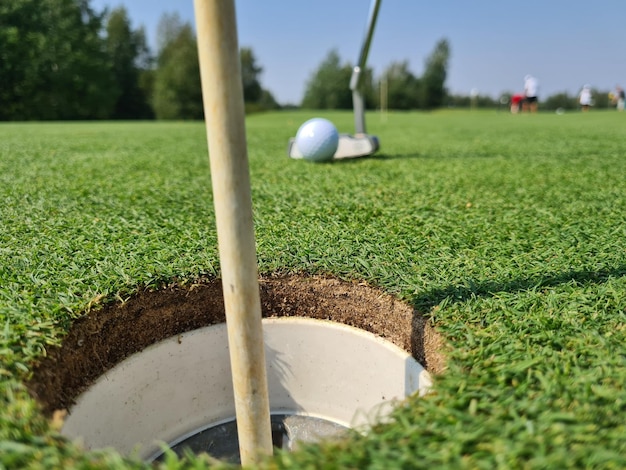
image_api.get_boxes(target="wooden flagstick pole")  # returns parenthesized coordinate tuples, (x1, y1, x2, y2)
(193, 0, 273, 465)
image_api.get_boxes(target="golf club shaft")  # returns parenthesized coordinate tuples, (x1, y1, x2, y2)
(350, 0, 382, 134)
(353, 0, 382, 81)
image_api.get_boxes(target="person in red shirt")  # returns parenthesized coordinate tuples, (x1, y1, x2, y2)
(510, 94, 524, 113)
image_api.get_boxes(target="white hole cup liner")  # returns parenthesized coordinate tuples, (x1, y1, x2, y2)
(61, 317, 432, 460)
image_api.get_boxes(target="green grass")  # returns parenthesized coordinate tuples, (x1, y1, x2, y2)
(2, 110, 626, 468)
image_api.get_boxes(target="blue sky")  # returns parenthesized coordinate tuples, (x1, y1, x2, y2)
(91, 0, 626, 105)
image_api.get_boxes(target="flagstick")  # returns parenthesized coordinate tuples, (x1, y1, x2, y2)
(193, 0, 273, 465)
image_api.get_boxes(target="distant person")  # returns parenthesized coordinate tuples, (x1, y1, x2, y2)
(510, 93, 524, 113)
(579, 85, 592, 112)
(614, 85, 625, 111)
(523, 75, 539, 112)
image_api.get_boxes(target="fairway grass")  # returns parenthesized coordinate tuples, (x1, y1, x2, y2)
(1, 110, 626, 468)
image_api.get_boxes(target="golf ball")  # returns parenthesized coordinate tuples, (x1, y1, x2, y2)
(295, 118, 339, 162)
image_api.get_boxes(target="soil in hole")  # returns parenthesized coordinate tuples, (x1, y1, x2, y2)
(28, 274, 446, 415)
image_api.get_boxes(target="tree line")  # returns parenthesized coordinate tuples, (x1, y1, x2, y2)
(0, 0, 277, 121)
(302, 39, 450, 111)
(1, 0, 456, 120)
(14, 1, 606, 119)
(1, 0, 457, 120)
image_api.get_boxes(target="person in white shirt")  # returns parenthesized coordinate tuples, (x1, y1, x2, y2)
(523, 75, 539, 112)
(579, 85, 592, 111)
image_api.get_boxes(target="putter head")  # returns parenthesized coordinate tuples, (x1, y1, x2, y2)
(288, 133, 379, 160)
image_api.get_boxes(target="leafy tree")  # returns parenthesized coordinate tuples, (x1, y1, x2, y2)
(239, 48, 281, 110)
(258, 89, 280, 109)
(156, 12, 183, 55)
(152, 14, 202, 120)
(0, 0, 116, 120)
(382, 61, 420, 110)
(421, 39, 450, 109)
(240, 47, 263, 103)
(138, 68, 156, 114)
(379, 39, 450, 110)
(152, 14, 274, 118)
(105, 7, 153, 119)
(592, 89, 610, 108)
(359, 66, 378, 110)
(543, 92, 577, 110)
(301, 49, 353, 109)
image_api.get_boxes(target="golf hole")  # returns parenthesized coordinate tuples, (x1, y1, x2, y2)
(62, 318, 431, 461)
(28, 276, 445, 463)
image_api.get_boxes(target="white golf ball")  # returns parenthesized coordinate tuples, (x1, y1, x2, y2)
(295, 118, 339, 162)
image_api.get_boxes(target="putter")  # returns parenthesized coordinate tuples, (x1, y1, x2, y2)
(288, 0, 382, 160)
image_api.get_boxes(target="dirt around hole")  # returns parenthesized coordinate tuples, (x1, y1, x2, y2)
(28, 275, 446, 415)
